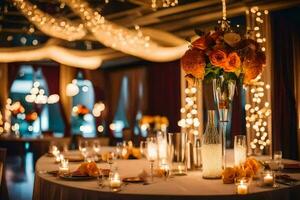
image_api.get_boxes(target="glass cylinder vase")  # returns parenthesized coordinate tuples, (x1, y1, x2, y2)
(168, 132, 188, 175)
(201, 110, 222, 179)
(213, 76, 236, 168)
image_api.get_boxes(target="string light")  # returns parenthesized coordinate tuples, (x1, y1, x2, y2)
(0, 41, 103, 69)
(25, 81, 60, 104)
(178, 86, 199, 136)
(12, 0, 86, 41)
(151, 0, 179, 10)
(92, 102, 105, 117)
(246, 8, 271, 153)
(61, 0, 188, 62)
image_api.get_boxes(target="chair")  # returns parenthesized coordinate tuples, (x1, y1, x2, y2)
(0, 148, 9, 200)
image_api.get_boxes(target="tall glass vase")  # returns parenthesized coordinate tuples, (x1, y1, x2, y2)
(212, 76, 236, 168)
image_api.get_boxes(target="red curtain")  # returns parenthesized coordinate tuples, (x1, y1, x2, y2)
(271, 8, 299, 159)
(7, 63, 21, 92)
(146, 61, 181, 133)
(40, 63, 71, 136)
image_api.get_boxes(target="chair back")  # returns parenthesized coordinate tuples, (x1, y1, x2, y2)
(0, 148, 9, 200)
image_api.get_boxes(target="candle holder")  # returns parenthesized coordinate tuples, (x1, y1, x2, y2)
(235, 177, 250, 195)
(260, 170, 276, 187)
(146, 137, 158, 182)
(234, 135, 247, 166)
(172, 162, 187, 176)
(59, 159, 69, 175)
(159, 163, 170, 180)
(109, 170, 122, 192)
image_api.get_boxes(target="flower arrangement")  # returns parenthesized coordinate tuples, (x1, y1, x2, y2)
(139, 115, 169, 132)
(181, 23, 266, 85)
(222, 158, 262, 184)
(73, 104, 90, 117)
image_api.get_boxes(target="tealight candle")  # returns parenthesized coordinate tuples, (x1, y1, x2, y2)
(263, 173, 274, 186)
(59, 165, 70, 174)
(173, 163, 187, 176)
(59, 159, 69, 174)
(160, 163, 170, 180)
(237, 181, 249, 195)
(110, 173, 121, 190)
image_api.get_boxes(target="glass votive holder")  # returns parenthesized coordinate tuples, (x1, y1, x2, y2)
(97, 170, 108, 188)
(160, 163, 170, 180)
(235, 177, 250, 195)
(261, 171, 275, 187)
(109, 171, 122, 191)
(58, 159, 69, 175)
(172, 162, 187, 176)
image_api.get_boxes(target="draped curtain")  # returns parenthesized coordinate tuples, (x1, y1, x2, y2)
(0, 63, 8, 114)
(84, 69, 106, 136)
(104, 70, 123, 141)
(146, 61, 181, 133)
(126, 68, 146, 140)
(271, 8, 299, 160)
(40, 63, 68, 135)
(59, 65, 77, 136)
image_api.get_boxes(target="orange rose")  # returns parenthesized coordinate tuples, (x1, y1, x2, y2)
(243, 52, 265, 84)
(209, 49, 227, 68)
(243, 60, 263, 84)
(192, 37, 208, 50)
(223, 52, 241, 72)
(181, 48, 206, 79)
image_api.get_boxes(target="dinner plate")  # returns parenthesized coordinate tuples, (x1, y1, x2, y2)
(64, 156, 84, 162)
(47, 170, 59, 176)
(122, 177, 145, 183)
(59, 174, 96, 181)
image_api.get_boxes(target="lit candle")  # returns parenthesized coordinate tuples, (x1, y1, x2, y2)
(59, 159, 69, 174)
(234, 145, 246, 166)
(147, 142, 158, 161)
(178, 165, 183, 174)
(263, 173, 274, 186)
(237, 181, 249, 195)
(158, 138, 167, 160)
(110, 173, 121, 191)
(160, 163, 170, 180)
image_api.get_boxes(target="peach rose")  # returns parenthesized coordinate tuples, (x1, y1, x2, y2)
(243, 60, 263, 84)
(243, 52, 265, 84)
(209, 49, 227, 68)
(223, 52, 241, 72)
(181, 48, 206, 79)
(192, 37, 208, 50)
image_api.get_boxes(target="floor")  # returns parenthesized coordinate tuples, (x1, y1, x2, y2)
(5, 152, 34, 200)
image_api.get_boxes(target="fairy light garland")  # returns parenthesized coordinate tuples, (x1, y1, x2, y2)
(12, 0, 86, 41)
(178, 86, 200, 136)
(245, 7, 271, 153)
(62, 0, 188, 62)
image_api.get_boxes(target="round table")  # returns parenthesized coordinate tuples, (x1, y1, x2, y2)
(33, 150, 300, 200)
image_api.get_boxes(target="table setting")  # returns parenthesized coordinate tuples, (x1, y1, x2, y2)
(32, 130, 300, 200)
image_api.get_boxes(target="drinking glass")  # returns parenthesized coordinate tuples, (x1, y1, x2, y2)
(107, 151, 117, 170)
(146, 137, 158, 182)
(116, 142, 123, 158)
(79, 141, 89, 161)
(234, 135, 247, 166)
(93, 141, 101, 155)
(274, 151, 282, 163)
(139, 141, 147, 157)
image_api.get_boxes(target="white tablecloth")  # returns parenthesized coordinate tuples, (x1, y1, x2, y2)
(33, 150, 300, 200)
